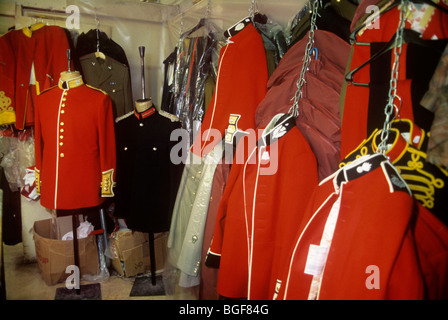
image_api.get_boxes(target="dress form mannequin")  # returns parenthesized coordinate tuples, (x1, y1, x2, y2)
(135, 98, 153, 113)
(59, 70, 83, 90)
(60, 70, 82, 82)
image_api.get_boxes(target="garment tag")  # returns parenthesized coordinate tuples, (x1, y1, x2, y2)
(304, 244, 329, 276)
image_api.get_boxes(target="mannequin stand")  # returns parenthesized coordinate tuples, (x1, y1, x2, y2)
(129, 233, 165, 297)
(54, 208, 102, 300)
(128, 45, 165, 297)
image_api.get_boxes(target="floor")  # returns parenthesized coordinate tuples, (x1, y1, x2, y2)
(3, 242, 197, 300)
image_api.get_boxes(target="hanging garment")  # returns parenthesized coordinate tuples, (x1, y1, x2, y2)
(253, 13, 288, 77)
(199, 161, 230, 300)
(114, 107, 183, 233)
(79, 53, 133, 119)
(274, 153, 448, 300)
(205, 113, 318, 300)
(191, 22, 269, 157)
(340, 0, 448, 159)
(341, 120, 448, 226)
(289, 0, 357, 46)
(173, 143, 223, 288)
(255, 30, 350, 181)
(0, 24, 71, 129)
(421, 44, 448, 170)
(166, 21, 269, 290)
(34, 77, 116, 210)
(172, 34, 219, 145)
(75, 29, 130, 68)
(161, 47, 178, 115)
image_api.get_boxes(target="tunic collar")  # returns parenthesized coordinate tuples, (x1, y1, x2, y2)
(134, 106, 156, 120)
(58, 76, 84, 90)
(257, 113, 296, 147)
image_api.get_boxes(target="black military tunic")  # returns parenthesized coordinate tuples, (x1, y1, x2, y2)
(114, 106, 183, 233)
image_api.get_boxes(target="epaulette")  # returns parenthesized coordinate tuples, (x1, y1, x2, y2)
(86, 84, 108, 95)
(158, 109, 179, 122)
(115, 110, 134, 123)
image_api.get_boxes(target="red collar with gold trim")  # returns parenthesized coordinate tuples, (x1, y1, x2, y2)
(134, 107, 156, 120)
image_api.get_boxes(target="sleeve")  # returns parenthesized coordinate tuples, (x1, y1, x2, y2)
(98, 93, 116, 197)
(34, 95, 42, 195)
(204, 160, 242, 268)
(0, 32, 17, 126)
(123, 65, 134, 115)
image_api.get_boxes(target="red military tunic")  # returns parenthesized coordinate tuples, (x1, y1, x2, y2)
(190, 22, 268, 156)
(205, 113, 318, 299)
(274, 153, 448, 300)
(340, 0, 448, 158)
(0, 24, 71, 129)
(34, 76, 116, 210)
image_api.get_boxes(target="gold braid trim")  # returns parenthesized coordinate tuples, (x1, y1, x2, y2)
(101, 169, 116, 197)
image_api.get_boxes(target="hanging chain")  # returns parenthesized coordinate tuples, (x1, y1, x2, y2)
(377, 0, 408, 154)
(289, 0, 321, 118)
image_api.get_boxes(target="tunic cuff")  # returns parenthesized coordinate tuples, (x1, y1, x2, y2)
(101, 169, 115, 197)
(35, 168, 41, 195)
(205, 250, 221, 269)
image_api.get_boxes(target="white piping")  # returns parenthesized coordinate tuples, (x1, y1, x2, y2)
(54, 90, 66, 208)
(243, 146, 257, 298)
(246, 146, 262, 300)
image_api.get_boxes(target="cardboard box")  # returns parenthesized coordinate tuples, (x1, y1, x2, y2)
(33, 219, 99, 285)
(110, 229, 167, 277)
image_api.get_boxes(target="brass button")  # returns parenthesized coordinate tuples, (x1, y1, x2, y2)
(60, 153, 64, 157)
(59, 142, 64, 146)
(60, 128, 64, 133)
(60, 122, 64, 126)
(61, 110, 65, 114)
(61, 103, 65, 107)
(60, 135, 64, 139)
(139, 123, 144, 127)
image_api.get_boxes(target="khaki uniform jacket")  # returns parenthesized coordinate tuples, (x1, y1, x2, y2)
(79, 53, 133, 119)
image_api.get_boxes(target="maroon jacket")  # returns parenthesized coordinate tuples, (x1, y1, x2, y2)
(255, 30, 350, 181)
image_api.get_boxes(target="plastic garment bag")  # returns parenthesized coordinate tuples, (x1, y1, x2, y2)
(164, 19, 223, 146)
